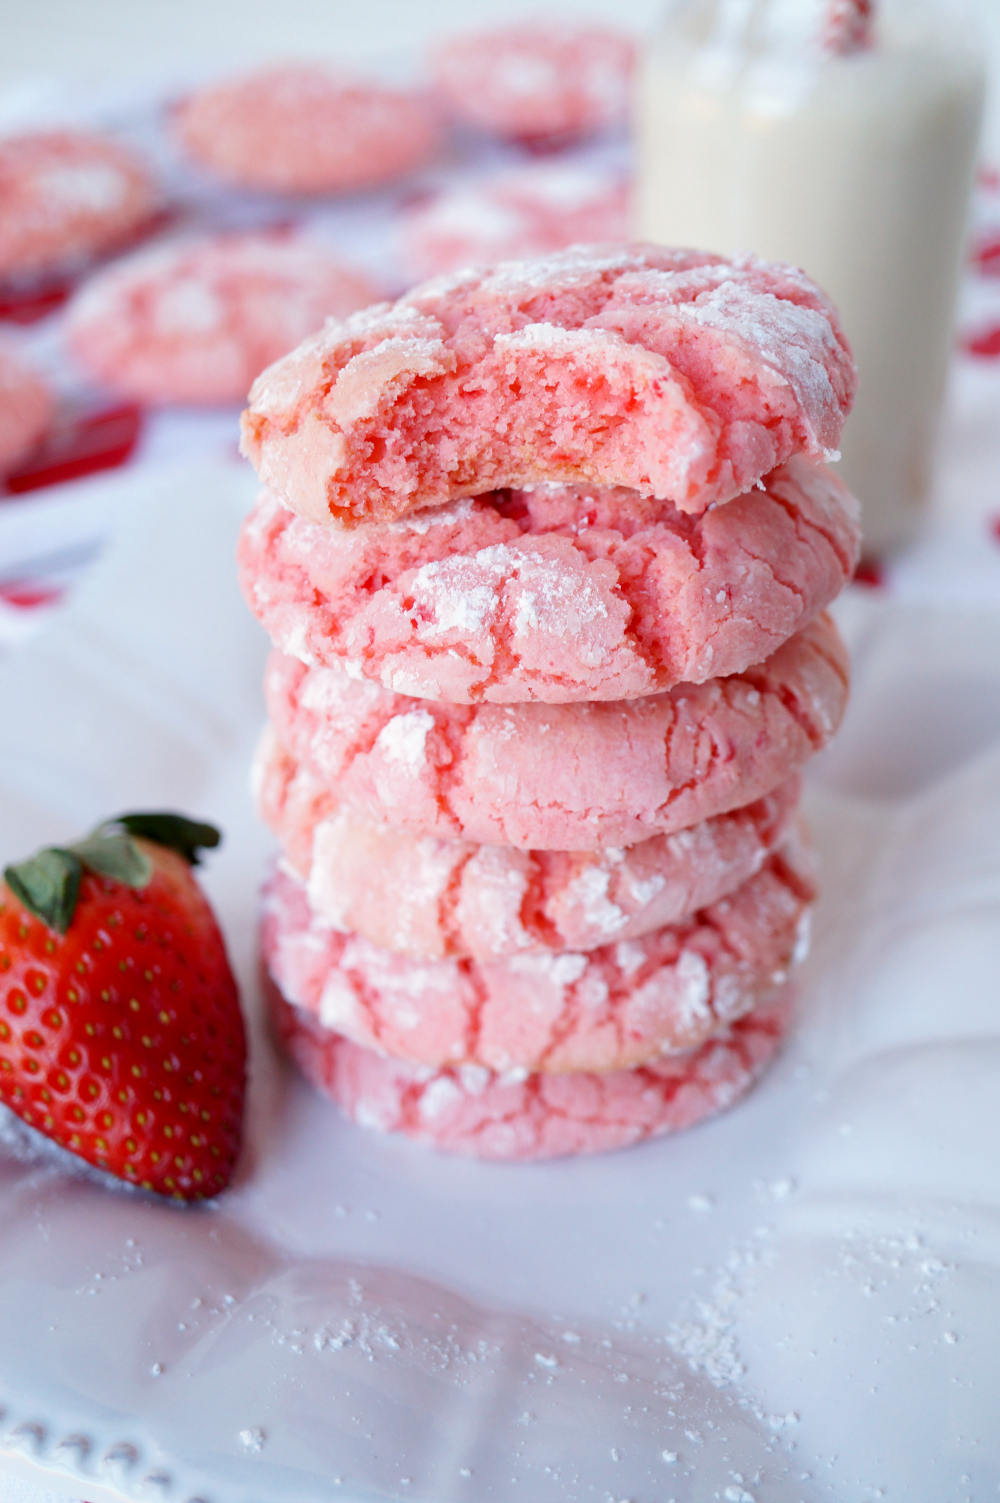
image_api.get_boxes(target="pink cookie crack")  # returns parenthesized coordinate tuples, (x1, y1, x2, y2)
(270, 981, 793, 1160)
(262, 849, 812, 1074)
(237, 456, 859, 704)
(240, 244, 856, 527)
(256, 729, 802, 961)
(262, 612, 848, 850)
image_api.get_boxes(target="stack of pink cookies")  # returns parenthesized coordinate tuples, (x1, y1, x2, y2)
(237, 245, 860, 1161)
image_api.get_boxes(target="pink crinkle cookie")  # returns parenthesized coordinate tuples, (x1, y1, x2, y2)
(430, 25, 635, 145)
(0, 345, 53, 473)
(238, 456, 859, 703)
(400, 162, 629, 281)
(0, 131, 158, 283)
(66, 232, 379, 406)
(261, 850, 810, 1073)
(269, 979, 792, 1160)
(239, 244, 856, 526)
(256, 726, 801, 960)
(174, 67, 442, 195)
(261, 611, 847, 851)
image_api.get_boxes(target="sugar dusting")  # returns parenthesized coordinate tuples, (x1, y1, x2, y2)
(37, 163, 127, 212)
(374, 710, 434, 770)
(674, 949, 713, 1031)
(241, 450, 858, 704)
(560, 866, 628, 940)
(682, 279, 842, 455)
(264, 858, 807, 1072)
(244, 242, 855, 522)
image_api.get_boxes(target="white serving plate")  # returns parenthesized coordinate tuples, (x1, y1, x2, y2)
(1, 429, 1000, 1503)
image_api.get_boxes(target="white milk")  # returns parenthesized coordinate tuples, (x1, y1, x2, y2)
(636, 0, 985, 554)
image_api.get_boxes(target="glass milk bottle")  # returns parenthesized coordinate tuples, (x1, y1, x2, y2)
(636, 0, 986, 554)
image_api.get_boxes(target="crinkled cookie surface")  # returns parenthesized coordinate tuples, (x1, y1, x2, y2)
(262, 612, 848, 850)
(262, 853, 811, 1073)
(240, 244, 857, 526)
(270, 978, 793, 1160)
(256, 728, 802, 962)
(238, 457, 859, 702)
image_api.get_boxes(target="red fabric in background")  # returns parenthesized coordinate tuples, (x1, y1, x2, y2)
(2, 403, 143, 495)
(964, 325, 1000, 359)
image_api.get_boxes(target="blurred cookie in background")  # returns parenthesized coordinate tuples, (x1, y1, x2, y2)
(174, 65, 444, 195)
(0, 131, 160, 284)
(0, 343, 53, 474)
(430, 24, 635, 148)
(400, 161, 629, 280)
(66, 230, 379, 406)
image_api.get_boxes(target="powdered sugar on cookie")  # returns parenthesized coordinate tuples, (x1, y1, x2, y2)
(261, 612, 848, 850)
(237, 457, 859, 702)
(270, 980, 793, 1159)
(255, 732, 801, 960)
(240, 244, 856, 526)
(262, 852, 811, 1072)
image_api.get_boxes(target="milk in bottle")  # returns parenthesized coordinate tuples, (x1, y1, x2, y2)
(636, 0, 985, 553)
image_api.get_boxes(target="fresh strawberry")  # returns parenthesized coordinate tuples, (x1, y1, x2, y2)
(0, 813, 245, 1201)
